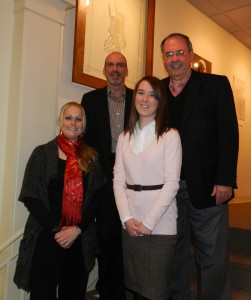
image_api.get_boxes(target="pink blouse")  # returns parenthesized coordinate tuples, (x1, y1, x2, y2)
(113, 128, 182, 235)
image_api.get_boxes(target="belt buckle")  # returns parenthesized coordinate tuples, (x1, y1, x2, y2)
(133, 185, 142, 191)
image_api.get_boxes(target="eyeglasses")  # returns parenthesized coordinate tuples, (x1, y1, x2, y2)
(165, 50, 186, 58)
(105, 62, 127, 68)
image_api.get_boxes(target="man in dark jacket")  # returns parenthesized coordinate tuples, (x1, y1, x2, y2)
(81, 52, 133, 300)
(161, 33, 239, 300)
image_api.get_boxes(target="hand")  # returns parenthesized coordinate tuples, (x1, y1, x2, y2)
(54, 226, 81, 249)
(211, 185, 233, 205)
(137, 222, 152, 236)
(124, 218, 140, 237)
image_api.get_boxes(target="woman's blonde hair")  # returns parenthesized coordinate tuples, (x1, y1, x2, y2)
(58, 101, 97, 173)
(58, 101, 86, 132)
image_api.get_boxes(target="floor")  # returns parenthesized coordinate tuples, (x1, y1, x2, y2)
(86, 290, 134, 300)
(229, 196, 251, 230)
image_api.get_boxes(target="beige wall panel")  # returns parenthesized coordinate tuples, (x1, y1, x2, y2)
(0, 266, 7, 299)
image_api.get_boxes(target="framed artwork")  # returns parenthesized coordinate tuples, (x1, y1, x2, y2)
(72, 0, 155, 89)
(192, 53, 212, 73)
(233, 75, 246, 126)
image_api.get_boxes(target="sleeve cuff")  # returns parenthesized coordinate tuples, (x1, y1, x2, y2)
(121, 215, 133, 225)
(142, 221, 153, 231)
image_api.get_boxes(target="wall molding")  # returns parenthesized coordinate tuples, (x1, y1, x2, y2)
(0, 228, 23, 255)
(14, 0, 72, 24)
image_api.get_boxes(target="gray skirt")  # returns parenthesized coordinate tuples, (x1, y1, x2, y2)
(122, 229, 176, 300)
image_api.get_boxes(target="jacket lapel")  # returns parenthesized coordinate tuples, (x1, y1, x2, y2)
(182, 71, 203, 127)
(124, 87, 132, 129)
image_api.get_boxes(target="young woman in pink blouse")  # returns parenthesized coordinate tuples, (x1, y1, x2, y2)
(113, 76, 182, 300)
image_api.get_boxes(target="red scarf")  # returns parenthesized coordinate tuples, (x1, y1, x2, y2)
(57, 133, 84, 225)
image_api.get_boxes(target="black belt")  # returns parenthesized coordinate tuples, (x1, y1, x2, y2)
(126, 183, 164, 192)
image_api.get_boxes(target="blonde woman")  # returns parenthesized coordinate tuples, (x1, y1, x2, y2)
(14, 102, 106, 300)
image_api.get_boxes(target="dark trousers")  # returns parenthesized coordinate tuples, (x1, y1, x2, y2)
(30, 230, 89, 300)
(170, 180, 231, 300)
(95, 183, 125, 299)
(133, 293, 150, 300)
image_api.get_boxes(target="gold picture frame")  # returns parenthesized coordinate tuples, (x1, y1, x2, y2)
(72, 0, 155, 89)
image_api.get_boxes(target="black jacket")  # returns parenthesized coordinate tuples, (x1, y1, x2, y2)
(162, 70, 239, 208)
(81, 86, 133, 180)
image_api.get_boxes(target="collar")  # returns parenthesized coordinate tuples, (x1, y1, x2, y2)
(135, 120, 156, 135)
(130, 121, 156, 155)
(107, 87, 126, 102)
(169, 69, 192, 96)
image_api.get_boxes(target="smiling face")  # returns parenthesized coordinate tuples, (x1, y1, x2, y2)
(60, 104, 85, 141)
(135, 80, 158, 128)
(162, 35, 193, 81)
(103, 52, 128, 88)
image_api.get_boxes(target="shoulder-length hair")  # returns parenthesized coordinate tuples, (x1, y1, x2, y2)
(126, 76, 170, 139)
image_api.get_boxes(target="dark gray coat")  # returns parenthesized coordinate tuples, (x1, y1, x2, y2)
(14, 139, 106, 292)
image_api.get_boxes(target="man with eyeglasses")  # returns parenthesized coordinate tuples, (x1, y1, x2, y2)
(81, 51, 132, 300)
(160, 33, 239, 299)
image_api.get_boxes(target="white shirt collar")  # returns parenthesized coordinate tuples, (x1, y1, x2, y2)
(130, 120, 156, 155)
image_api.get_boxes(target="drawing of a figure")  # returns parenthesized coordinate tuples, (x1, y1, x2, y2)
(104, 2, 127, 52)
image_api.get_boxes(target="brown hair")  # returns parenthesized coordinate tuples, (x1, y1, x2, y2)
(160, 33, 193, 53)
(58, 101, 97, 173)
(78, 142, 97, 174)
(126, 76, 170, 139)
